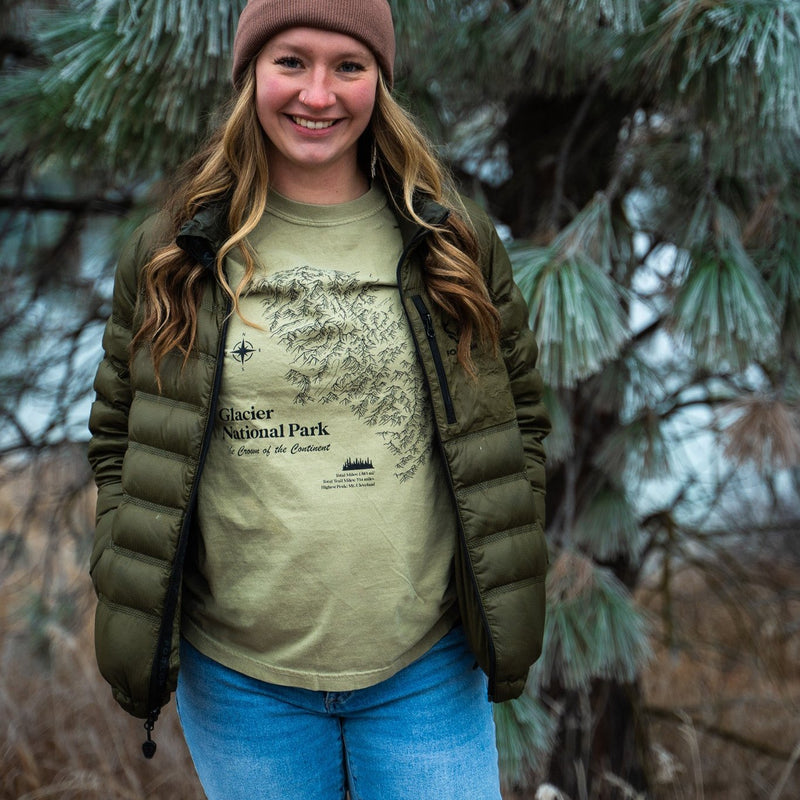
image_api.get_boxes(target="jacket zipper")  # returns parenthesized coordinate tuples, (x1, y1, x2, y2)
(396, 230, 497, 699)
(410, 295, 456, 425)
(143, 292, 233, 758)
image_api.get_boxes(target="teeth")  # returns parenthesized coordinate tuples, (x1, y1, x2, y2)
(292, 116, 335, 130)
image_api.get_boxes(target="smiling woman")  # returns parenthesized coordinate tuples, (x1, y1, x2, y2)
(86, 1, 550, 798)
(254, 28, 379, 202)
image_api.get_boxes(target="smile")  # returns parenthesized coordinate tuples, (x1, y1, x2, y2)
(291, 116, 337, 130)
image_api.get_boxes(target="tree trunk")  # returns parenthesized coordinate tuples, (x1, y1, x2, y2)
(546, 680, 652, 799)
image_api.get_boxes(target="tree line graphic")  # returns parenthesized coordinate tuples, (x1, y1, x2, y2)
(342, 457, 374, 471)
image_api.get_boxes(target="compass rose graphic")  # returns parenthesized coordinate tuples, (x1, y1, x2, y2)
(229, 335, 258, 369)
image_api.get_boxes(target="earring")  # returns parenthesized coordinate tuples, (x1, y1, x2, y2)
(370, 139, 378, 181)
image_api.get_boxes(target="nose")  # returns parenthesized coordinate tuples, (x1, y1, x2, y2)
(299, 68, 335, 109)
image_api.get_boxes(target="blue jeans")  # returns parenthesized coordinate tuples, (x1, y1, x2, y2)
(176, 626, 502, 799)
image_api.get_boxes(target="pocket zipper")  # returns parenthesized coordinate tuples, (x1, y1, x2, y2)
(411, 295, 456, 424)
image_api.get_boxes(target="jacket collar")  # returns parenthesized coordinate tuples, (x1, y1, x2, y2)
(390, 192, 450, 248)
(175, 195, 230, 271)
(175, 186, 450, 271)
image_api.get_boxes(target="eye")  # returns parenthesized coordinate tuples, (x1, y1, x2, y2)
(339, 61, 366, 74)
(274, 55, 303, 69)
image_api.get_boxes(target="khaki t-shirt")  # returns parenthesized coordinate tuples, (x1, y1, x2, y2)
(183, 185, 459, 690)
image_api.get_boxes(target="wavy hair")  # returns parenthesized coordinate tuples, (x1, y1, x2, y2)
(133, 64, 500, 381)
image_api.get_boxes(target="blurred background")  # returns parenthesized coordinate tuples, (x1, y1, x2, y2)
(1, 1, 799, 798)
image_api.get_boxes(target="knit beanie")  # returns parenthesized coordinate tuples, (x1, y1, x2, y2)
(232, 0, 396, 89)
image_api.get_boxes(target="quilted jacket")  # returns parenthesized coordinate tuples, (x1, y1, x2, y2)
(87, 190, 549, 739)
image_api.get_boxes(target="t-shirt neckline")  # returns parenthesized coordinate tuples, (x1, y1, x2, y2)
(266, 184, 388, 227)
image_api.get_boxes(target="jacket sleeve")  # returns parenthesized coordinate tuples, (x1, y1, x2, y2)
(466, 201, 550, 525)
(86, 217, 160, 585)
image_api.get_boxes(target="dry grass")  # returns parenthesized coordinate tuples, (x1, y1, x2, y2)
(1, 606, 203, 799)
(0, 452, 203, 800)
(639, 563, 800, 800)
(1, 448, 799, 799)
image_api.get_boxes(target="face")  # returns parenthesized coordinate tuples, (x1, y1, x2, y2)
(254, 27, 379, 198)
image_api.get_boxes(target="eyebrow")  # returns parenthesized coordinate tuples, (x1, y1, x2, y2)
(269, 41, 373, 61)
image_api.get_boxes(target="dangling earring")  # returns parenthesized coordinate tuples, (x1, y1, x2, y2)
(370, 139, 378, 181)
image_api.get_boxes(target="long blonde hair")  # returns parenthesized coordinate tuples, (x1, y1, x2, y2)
(133, 65, 500, 379)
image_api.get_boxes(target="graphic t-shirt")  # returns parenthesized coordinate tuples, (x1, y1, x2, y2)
(182, 185, 459, 691)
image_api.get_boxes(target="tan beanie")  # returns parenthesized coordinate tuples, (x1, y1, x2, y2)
(232, 0, 396, 89)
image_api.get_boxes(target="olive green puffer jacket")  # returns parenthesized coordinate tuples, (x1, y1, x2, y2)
(88, 191, 549, 735)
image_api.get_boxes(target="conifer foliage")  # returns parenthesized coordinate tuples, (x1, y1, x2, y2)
(2, 1, 799, 796)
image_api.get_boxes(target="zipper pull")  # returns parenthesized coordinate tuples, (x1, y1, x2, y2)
(423, 312, 435, 339)
(142, 709, 159, 759)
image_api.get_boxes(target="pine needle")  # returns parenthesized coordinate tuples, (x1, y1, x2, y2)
(533, 551, 651, 691)
(722, 394, 800, 469)
(514, 196, 629, 388)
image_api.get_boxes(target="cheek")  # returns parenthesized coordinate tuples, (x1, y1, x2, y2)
(255, 77, 292, 127)
(349, 81, 378, 122)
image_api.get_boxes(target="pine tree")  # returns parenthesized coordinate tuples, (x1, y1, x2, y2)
(2, 1, 799, 796)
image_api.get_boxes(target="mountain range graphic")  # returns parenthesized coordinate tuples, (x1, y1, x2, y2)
(252, 266, 431, 482)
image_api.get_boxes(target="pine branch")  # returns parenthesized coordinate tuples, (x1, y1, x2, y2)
(0, 193, 133, 215)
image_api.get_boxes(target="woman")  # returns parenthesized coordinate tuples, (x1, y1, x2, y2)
(88, 1, 549, 797)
